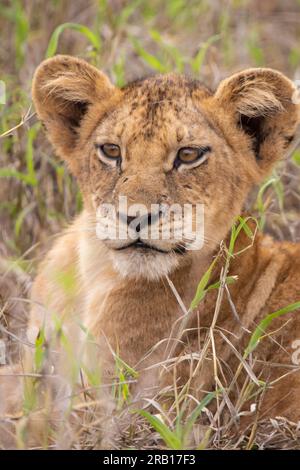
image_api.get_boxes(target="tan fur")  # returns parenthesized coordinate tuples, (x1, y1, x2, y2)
(1, 55, 300, 447)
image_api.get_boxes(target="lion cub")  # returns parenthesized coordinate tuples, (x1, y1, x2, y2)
(2, 56, 300, 446)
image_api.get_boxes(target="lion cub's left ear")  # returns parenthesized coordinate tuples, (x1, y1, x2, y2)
(32, 55, 117, 158)
(213, 68, 299, 172)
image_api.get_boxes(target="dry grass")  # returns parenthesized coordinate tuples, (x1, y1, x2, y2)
(0, 0, 300, 450)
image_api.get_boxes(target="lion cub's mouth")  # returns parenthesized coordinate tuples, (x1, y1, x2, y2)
(115, 239, 186, 255)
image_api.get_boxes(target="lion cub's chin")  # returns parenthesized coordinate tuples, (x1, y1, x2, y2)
(109, 249, 180, 281)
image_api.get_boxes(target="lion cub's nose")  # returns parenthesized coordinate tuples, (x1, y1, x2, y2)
(119, 211, 162, 232)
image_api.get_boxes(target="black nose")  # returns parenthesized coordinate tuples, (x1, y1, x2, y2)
(119, 211, 162, 232)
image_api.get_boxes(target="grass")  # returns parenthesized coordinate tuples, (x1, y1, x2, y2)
(0, 0, 300, 450)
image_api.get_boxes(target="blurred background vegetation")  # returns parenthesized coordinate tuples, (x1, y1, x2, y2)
(0, 0, 300, 353)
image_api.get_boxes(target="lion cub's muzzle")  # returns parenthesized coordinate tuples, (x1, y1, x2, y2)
(95, 201, 204, 254)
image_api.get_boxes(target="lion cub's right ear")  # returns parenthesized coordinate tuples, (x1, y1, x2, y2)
(32, 55, 116, 157)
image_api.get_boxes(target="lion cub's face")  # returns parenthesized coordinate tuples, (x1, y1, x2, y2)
(88, 78, 246, 279)
(32, 56, 299, 280)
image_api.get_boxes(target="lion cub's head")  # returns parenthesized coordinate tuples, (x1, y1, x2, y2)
(32, 55, 299, 280)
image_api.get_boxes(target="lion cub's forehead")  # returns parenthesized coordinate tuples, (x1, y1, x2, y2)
(123, 74, 212, 104)
(96, 74, 213, 142)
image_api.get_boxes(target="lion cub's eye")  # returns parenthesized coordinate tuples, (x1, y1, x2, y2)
(100, 144, 121, 160)
(174, 146, 211, 169)
(95, 143, 122, 167)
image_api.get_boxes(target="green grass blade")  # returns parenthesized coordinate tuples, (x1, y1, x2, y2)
(46, 23, 101, 58)
(131, 37, 168, 73)
(245, 301, 300, 357)
(116, 0, 143, 27)
(150, 28, 185, 72)
(136, 410, 182, 449)
(189, 257, 218, 310)
(206, 276, 237, 292)
(191, 34, 220, 74)
(0, 168, 31, 182)
(14, 202, 36, 239)
(183, 391, 216, 444)
(292, 149, 300, 166)
(25, 125, 38, 186)
(255, 176, 278, 229)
